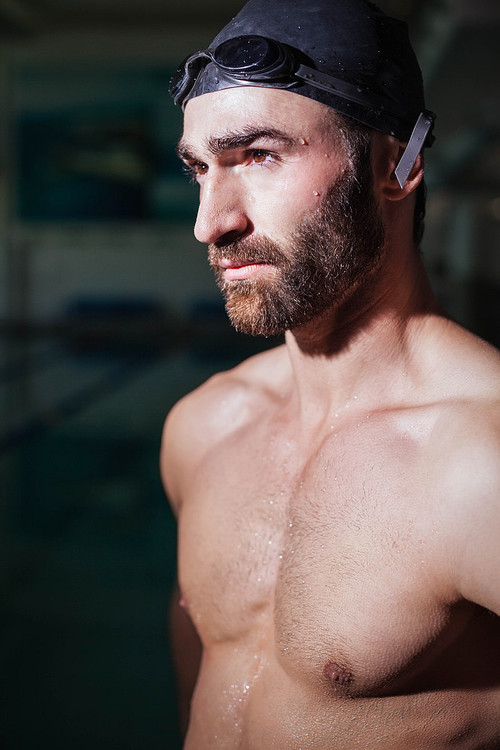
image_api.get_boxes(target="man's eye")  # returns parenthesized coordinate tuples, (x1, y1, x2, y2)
(183, 162, 207, 182)
(252, 150, 270, 164)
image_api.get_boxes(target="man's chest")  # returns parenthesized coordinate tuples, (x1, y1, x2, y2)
(178, 422, 456, 694)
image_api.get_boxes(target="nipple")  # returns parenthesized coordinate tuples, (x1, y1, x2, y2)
(324, 661, 352, 687)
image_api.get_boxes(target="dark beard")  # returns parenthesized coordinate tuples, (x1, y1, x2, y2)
(208, 152, 385, 337)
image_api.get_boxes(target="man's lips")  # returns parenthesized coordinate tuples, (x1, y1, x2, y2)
(218, 258, 275, 282)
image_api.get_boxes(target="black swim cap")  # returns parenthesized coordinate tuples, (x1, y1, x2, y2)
(171, 0, 434, 138)
(170, 0, 435, 185)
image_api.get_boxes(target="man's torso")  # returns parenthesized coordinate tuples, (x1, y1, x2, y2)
(171, 344, 500, 749)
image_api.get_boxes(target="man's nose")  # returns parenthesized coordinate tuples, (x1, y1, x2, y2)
(194, 175, 250, 245)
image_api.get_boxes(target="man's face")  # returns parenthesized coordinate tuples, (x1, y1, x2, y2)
(179, 87, 385, 336)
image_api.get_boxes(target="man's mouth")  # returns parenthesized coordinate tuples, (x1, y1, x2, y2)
(218, 258, 276, 282)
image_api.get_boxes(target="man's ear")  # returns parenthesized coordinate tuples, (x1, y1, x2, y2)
(373, 134, 424, 201)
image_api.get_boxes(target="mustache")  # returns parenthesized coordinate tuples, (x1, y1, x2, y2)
(208, 235, 288, 268)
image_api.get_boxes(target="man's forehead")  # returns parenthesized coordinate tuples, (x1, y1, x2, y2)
(181, 86, 334, 151)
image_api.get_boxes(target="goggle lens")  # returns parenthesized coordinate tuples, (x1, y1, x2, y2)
(169, 35, 292, 106)
(215, 36, 284, 74)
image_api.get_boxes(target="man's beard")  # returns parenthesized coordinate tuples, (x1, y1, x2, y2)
(208, 154, 385, 337)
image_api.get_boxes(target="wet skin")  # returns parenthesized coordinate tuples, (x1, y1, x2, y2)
(162, 87, 500, 748)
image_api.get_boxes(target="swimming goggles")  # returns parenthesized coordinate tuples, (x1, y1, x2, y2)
(171, 34, 406, 116)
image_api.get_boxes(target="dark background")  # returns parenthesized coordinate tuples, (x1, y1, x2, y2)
(0, 1, 499, 748)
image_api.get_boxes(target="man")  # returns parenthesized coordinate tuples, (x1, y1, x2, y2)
(161, 0, 500, 747)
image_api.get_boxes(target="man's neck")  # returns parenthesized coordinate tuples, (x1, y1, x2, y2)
(282, 253, 443, 428)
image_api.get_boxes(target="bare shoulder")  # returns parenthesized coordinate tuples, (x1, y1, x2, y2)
(428, 322, 500, 449)
(434, 398, 500, 616)
(160, 344, 289, 512)
(422, 320, 500, 613)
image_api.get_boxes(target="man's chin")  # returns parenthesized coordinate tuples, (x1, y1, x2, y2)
(223, 290, 288, 338)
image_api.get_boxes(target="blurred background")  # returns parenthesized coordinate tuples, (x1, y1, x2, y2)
(0, 0, 499, 748)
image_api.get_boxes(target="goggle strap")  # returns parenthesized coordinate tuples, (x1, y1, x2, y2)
(394, 111, 434, 188)
(295, 63, 403, 122)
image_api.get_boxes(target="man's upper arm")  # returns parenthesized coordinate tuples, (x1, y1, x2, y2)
(453, 419, 500, 616)
(160, 366, 257, 514)
(160, 372, 233, 513)
(160, 393, 200, 515)
(160, 402, 184, 515)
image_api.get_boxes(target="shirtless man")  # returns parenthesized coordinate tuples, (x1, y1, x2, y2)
(160, 1, 500, 747)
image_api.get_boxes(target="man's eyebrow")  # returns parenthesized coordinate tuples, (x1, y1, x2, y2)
(176, 142, 197, 162)
(206, 127, 297, 155)
(177, 127, 297, 161)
